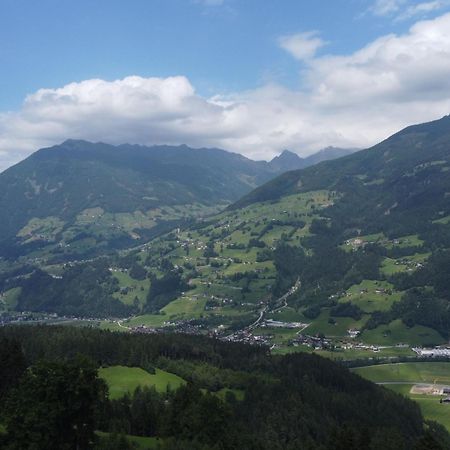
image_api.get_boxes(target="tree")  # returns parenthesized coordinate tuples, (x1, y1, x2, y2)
(3, 357, 107, 450)
(0, 338, 26, 401)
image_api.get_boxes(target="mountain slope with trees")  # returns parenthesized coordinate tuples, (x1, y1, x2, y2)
(0, 140, 349, 260)
(227, 115, 450, 344)
(1, 325, 448, 449)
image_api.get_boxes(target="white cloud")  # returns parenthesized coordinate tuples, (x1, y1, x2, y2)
(371, 0, 406, 16)
(398, 1, 450, 19)
(2, 13, 450, 171)
(278, 31, 326, 61)
(369, 0, 450, 19)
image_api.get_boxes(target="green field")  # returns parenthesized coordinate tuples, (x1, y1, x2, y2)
(0, 287, 21, 310)
(274, 343, 414, 360)
(306, 309, 368, 337)
(352, 362, 450, 384)
(99, 366, 186, 399)
(352, 363, 450, 431)
(380, 252, 430, 276)
(112, 271, 150, 308)
(361, 319, 445, 346)
(344, 280, 401, 312)
(253, 327, 301, 346)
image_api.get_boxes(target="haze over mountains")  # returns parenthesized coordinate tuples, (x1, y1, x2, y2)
(0, 139, 354, 259)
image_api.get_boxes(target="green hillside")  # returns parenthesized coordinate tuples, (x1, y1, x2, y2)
(99, 366, 185, 399)
(4, 117, 450, 356)
(353, 363, 450, 431)
(0, 140, 307, 262)
(1, 325, 445, 449)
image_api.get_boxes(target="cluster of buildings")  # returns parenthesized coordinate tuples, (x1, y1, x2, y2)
(412, 346, 450, 358)
(290, 334, 332, 350)
(262, 319, 307, 329)
(129, 319, 206, 336)
(221, 330, 271, 346)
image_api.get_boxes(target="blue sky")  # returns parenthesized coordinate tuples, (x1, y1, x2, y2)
(1, 0, 450, 169)
(0, 0, 420, 109)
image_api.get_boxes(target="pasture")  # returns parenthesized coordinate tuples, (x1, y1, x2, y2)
(99, 366, 186, 399)
(361, 319, 445, 346)
(352, 363, 450, 431)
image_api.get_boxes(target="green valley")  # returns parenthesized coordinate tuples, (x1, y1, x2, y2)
(3, 116, 450, 362)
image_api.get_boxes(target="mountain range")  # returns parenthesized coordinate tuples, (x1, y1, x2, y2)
(3, 116, 450, 354)
(0, 140, 354, 260)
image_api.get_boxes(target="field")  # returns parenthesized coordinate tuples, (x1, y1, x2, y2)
(343, 280, 401, 312)
(99, 366, 186, 399)
(112, 271, 150, 307)
(305, 309, 368, 337)
(0, 287, 21, 311)
(361, 319, 445, 346)
(352, 362, 450, 384)
(380, 252, 430, 276)
(352, 363, 450, 431)
(274, 343, 415, 359)
(112, 190, 334, 330)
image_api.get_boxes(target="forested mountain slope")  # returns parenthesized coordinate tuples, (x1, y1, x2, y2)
(225, 115, 450, 343)
(1, 325, 447, 449)
(0, 140, 349, 261)
(5, 117, 450, 355)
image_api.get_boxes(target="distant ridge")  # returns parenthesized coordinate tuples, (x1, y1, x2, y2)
(231, 115, 450, 209)
(0, 140, 352, 260)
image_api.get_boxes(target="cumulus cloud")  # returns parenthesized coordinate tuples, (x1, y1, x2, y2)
(2, 13, 450, 171)
(278, 31, 326, 61)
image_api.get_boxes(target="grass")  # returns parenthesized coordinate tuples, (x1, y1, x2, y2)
(253, 327, 300, 346)
(352, 362, 450, 384)
(122, 314, 168, 328)
(361, 319, 445, 346)
(380, 252, 430, 276)
(344, 280, 401, 313)
(112, 271, 149, 307)
(383, 234, 424, 249)
(433, 215, 450, 225)
(0, 287, 21, 310)
(273, 344, 415, 359)
(162, 296, 207, 319)
(124, 190, 332, 325)
(99, 366, 186, 399)
(17, 216, 65, 242)
(99, 320, 130, 331)
(352, 363, 450, 431)
(266, 307, 306, 322)
(306, 309, 368, 337)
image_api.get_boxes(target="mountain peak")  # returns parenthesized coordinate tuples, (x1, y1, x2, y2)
(61, 139, 92, 147)
(273, 149, 302, 161)
(269, 150, 304, 172)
